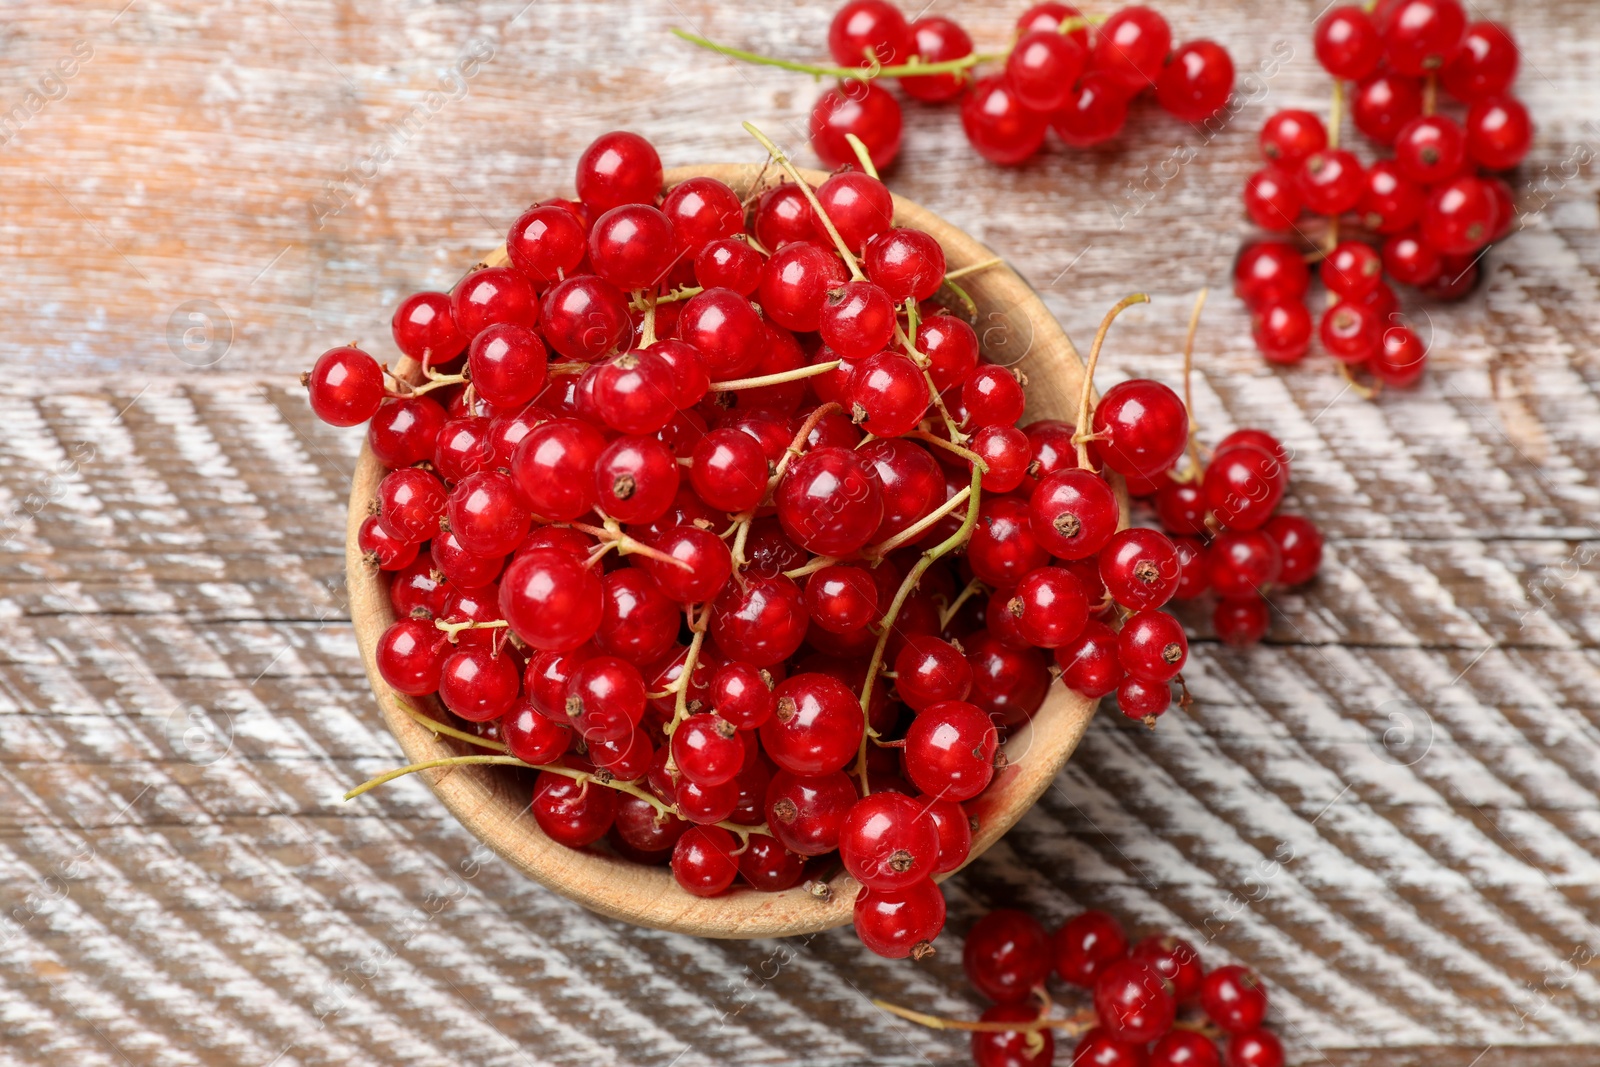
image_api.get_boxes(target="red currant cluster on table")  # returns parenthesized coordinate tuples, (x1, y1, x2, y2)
(677, 1, 1236, 169)
(1239, 0, 1529, 388)
(309, 123, 1226, 959)
(1125, 422, 1321, 649)
(877, 907, 1280, 1067)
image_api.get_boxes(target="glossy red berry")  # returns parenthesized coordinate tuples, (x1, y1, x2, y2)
(1030, 469, 1119, 559)
(1298, 150, 1366, 216)
(438, 644, 520, 722)
(1214, 596, 1269, 646)
(853, 878, 946, 959)
(815, 171, 895, 255)
(1118, 676, 1171, 721)
(968, 494, 1049, 586)
(765, 768, 856, 855)
(839, 792, 942, 890)
(811, 81, 903, 171)
(972, 1004, 1054, 1067)
(1371, 323, 1428, 386)
(1242, 166, 1302, 231)
(1132, 935, 1205, 1003)
(737, 833, 807, 891)
(962, 365, 1026, 430)
(1151, 1032, 1222, 1067)
(1073, 1028, 1147, 1067)
(1053, 71, 1131, 147)
(964, 909, 1053, 1004)
(1205, 445, 1288, 529)
(1315, 6, 1383, 79)
(776, 446, 884, 557)
(563, 654, 647, 742)
(903, 699, 997, 802)
(1442, 21, 1518, 102)
(918, 313, 980, 393)
(307, 347, 385, 426)
(1226, 1031, 1284, 1067)
(694, 238, 764, 296)
(960, 75, 1047, 166)
(1351, 71, 1423, 145)
(1263, 514, 1323, 585)
(1320, 240, 1383, 300)
(367, 396, 446, 469)
(1252, 301, 1313, 364)
(864, 228, 946, 304)
(447, 470, 529, 556)
(1360, 160, 1426, 234)
(452, 267, 539, 342)
(660, 176, 743, 255)
(1008, 566, 1090, 648)
(507, 204, 587, 287)
(828, 0, 909, 67)
(1095, 957, 1178, 1043)
(587, 204, 677, 292)
(1382, 230, 1442, 286)
(760, 672, 864, 776)
(1200, 965, 1270, 1033)
(540, 275, 632, 363)
(710, 573, 809, 667)
(1006, 30, 1087, 114)
(532, 770, 616, 847)
(594, 435, 679, 524)
(575, 131, 662, 214)
(893, 636, 973, 712)
(821, 280, 897, 360)
(1465, 94, 1532, 170)
(1234, 242, 1310, 308)
(1258, 110, 1326, 170)
(1092, 379, 1189, 477)
(1054, 910, 1128, 987)
(377, 467, 447, 544)
(1209, 530, 1283, 600)
(1055, 620, 1124, 698)
(1380, 0, 1467, 76)
(760, 242, 850, 332)
(1422, 176, 1496, 255)
(392, 291, 466, 364)
(499, 547, 603, 652)
(1093, 5, 1172, 92)
(899, 16, 974, 103)
(1118, 610, 1188, 683)
(375, 618, 448, 694)
(1157, 40, 1235, 122)
(1101, 527, 1182, 610)
(671, 713, 745, 787)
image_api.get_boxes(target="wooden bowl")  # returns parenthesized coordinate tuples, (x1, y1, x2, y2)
(346, 164, 1119, 938)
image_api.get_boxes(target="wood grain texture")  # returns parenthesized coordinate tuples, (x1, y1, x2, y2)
(1, 0, 1598, 1064)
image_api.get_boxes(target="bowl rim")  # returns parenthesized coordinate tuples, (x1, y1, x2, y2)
(345, 162, 1115, 938)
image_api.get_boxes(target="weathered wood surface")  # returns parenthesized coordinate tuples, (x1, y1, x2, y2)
(1, 0, 1598, 1064)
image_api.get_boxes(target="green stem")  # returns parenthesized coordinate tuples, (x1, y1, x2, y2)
(708, 360, 841, 392)
(743, 121, 866, 281)
(673, 28, 1005, 80)
(1073, 293, 1150, 473)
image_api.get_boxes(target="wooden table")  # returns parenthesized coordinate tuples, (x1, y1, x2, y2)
(3, 1, 1597, 1063)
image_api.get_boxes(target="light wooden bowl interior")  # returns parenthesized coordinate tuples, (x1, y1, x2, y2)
(346, 164, 1122, 938)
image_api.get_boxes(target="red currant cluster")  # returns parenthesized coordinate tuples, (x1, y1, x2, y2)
(878, 907, 1280, 1067)
(1238, 1, 1529, 387)
(311, 122, 1225, 959)
(1119, 421, 1322, 650)
(679, 1, 1236, 169)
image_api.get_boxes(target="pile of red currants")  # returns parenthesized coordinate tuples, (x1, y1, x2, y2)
(878, 907, 1281, 1067)
(677, 1, 1236, 169)
(308, 123, 1265, 959)
(1238, 0, 1530, 386)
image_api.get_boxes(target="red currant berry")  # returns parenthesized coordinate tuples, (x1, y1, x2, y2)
(453, 267, 539, 342)
(1155, 480, 1207, 536)
(711, 573, 809, 667)
(594, 435, 679, 524)
(1242, 166, 1302, 232)
(1156, 40, 1235, 122)
(509, 417, 603, 522)
(1315, 6, 1383, 79)
(1234, 242, 1310, 309)
(564, 654, 647, 743)
(1100, 528, 1181, 610)
(1465, 94, 1532, 171)
(1205, 445, 1288, 529)
(507, 204, 587, 287)
(1054, 620, 1123, 698)
(1073, 1028, 1146, 1067)
(972, 1003, 1053, 1067)
(918, 313, 980, 392)
(540, 275, 632, 363)
(962, 365, 1026, 430)
(671, 713, 745, 787)
(964, 909, 1053, 1004)
(815, 171, 895, 255)
(1351, 71, 1423, 145)
(1029, 469, 1119, 559)
(1094, 957, 1178, 1043)
(1209, 530, 1283, 600)
(1214, 596, 1270, 646)
(1133, 935, 1205, 1003)
(828, 0, 909, 67)
(709, 661, 775, 730)
(960, 75, 1047, 166)
(760, 242, 850, 332)
(1371, 323, 1428, 386)
(587, 205, 678, 291)
(447, 470, 529, 556)
(811, 81, 903, 171)
(896, 15, 973, 102)
(1093, 5, 1172, 92)
(499, 699, 571, 765)
(575, 131, 662, 214)
(1118, 609, 1188, 683)
(1319, 240, 1384, 300)
(392, 292, 466, 364)
(680, 287, 766, 379)
(532, 769, 617, 847)
(368, 396, 446, 469)
(689, 427, 769, 513)
(594, 349, 678, 436)
(736, 833, 806, 891)
(853, 878, 945, 959)
(1200, 965, 1269, 1033)
(1009, 566, 1090, 648)
(893, 636, 973, 712)
(465, 324, 546, 410)
(1422, 176, 1496, 255)
(1092, 379, 1188, 477)
(968, 494, 1049, 586)
(821, 280, 897, 360)
(1263, 514, 1323, 586)
(499, 547, 603, 652)
(861, 438, 942, 541)
(595, 568, 678, 664)
(1054, 910, 1128, 987)
(438, 644, 520, 722)
(694, 238, 764, 296)
(973, 424, 1030, 493)
(801, 565, 874, 633)
(759, 672, 864, 776)
(839, 791, 942, 890)
(1006, 30, 1087, 114)
(1226, 1031, 1284, 1067)
(1298, 150, 1366, 217)
(375, 617, 448, 694)
(765, 768, 856, 855)
(430, 529, 502, 589)
(1258, 110, 1327, 170)
(1382, 230, 1442, 286)
(375, 468, 446, 545)
(1442, 21, 1518, 102)
(637, 526, 732, 604)
(307, 346, 385, 426)
(1053, 71, 1131, 147)
(863, 228, 946, 305)
(660, 176, 742, 255)
(1319, 297, 1386, 359)
(1379, 0, 1467, 76)
(776, 445, 884, 557)
(611, 792, 686, 859)
(1360, 160, 1426, 234)
(1017, 2, 1091, 45)
(903, 699, 997, 801)
(435, 413, 496, 485)
(1251, 300, 1313, 364)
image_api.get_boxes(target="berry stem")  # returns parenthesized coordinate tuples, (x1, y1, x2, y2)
(906, 427, 985, 469)
(783, 554, 838, 580)
(844, 133, 879, 179)
(345, 754, 530, 799)
(1423, 73, 1437, 116)
(939, 575, 986, 629)
(854, 462, 984, 792)
(1180, 287, 1208, 474)
(395, 696, 510, 753)
(435, 617, 510, 643)
(867, 484, 972, 557)
(943, 258, 1003, 282)
(628, 285, 702, 311)
(871, 1000, 1095, 1035)
(674, 28, 1006, 81)
(667, 625, 708, 736)
(708, 360, 842, 392)
(567, 519, 695, 570)
(742, 121, 866, 281)
(1072, 293, 1151, 472)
